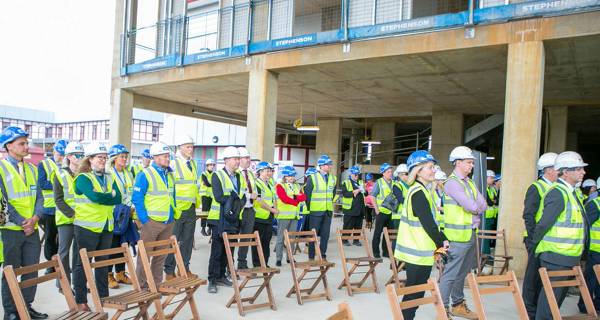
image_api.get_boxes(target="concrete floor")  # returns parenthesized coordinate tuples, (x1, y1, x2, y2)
(1, 217, 583, 319)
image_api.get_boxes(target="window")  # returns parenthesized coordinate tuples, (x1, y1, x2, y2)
(57, 127, 63, 138)
(45, 127, 53, 139)
(92, 125, 98, 140)
(105, 126, 110, 140)
(80, 126, 85, 140)
(186, 4, 219, 54)
(152, 125, 160, 141)
(2, 121, 10, 130)
(24, 124, 32, 134)
(69, 127, 74, 140)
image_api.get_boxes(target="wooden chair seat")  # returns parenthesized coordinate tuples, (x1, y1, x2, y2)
(55, 310, 108, 320)
(346, 256, 383, 263)
(386, 280, 448, 319)
(237, 266, 281, 276)
(159, 277, 207, 293)
(295, 260, 335, 269)
(560, 315, 597, 320)
(102, 290, 162, 308)
(337, 228, 382, 296)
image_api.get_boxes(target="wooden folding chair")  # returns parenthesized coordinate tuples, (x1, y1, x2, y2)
(594, 264, 600, 284)
(80, 243, 164, 320)
(137, 236, 207, 320)
(3, 255, 107, 320)
(326, 302, 354, 320)
(383, 227, 406, 289)
(223, 231, 280, 316)
(475, 229, 513, 275)
(467, 271, 528, 320)
(283, 229, 335, 304)
(336, 228, 383, 296)
(386, 280, 448, 320)
(538, 266, 597, 319)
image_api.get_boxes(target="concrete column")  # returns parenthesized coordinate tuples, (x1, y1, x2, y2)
(316, 119, 342, 175)
(498, 40, 545, 277)
(431, 111, 463, 174)
(567, 132, 578, 150)
(371, 122, 395, 164)
(246, 68, 278, 162)
(545, 106, 568, 153)
(109, 89, 134, 150)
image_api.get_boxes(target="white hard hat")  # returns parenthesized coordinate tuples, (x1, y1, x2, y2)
(237, 147, 250, 158)
(65, 141, 84, 155)
(394, 164, 408, 175)
(537, 152, 558, 171)
(150, 142, 171, 156)
(487, 170, 495, 177)
(597, 177, 600, 189)
(84, 142, 108, 157)
(582, 179, 596, 188)
(205, 158, 215, 165)
(435, 170, 447, 181)
(554, 151, 588, 170)
(221, 146, 240, 159)
(449, 146, 475, 162)
(175, 134, 194, 146)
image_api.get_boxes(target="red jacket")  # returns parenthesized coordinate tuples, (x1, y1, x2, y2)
(276, 183, 307, 206)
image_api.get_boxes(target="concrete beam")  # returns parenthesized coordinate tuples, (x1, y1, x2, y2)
(545, 106, 568, 153)
(464, 114, 504, 143)
(246, 65, 278, 162)
(109, 89, 134, 149)
(316, 119, 343, 176)
(431, 111, 464, 174)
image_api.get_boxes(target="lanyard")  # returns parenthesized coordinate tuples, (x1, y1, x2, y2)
(113, 168, 127, 194)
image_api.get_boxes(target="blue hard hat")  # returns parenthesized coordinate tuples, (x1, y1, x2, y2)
(365, 173, 374, 181)
(407, 150, 437, 172)
(380, 163, 392, 174)
(495, 174, 501, 181)
(305, 167, 317, 176)
(141, 148, 152, 159)
(281, 165, 297, 177)
(0, 126, 29, 148)
(255, 161, 270, 173)
(317, 155, 333, 166)
(349, 165, 361, 175)
(108, 144, 129, 158)
(53, 139, 69, 155)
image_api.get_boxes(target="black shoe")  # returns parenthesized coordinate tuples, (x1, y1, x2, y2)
(201, 227, 208, 236)
(208, 282, 218, 294)
(342, 240, 351, 246)
(374, 253, 381, 258)
(5, 313, 19, 320)
(237, 262, 248, 270)
(216, 277, 233, 287)
(353, 241, 362, 246)
(28, 307, 48, 320)
(276, 261, 282, 267)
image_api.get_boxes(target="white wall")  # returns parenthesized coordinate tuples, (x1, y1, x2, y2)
(162, 114, 246, 146)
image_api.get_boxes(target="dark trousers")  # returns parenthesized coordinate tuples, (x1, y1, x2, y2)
(372, 213, 393, 257)
(522, 251, 542, 319)
(42, 213, 59, 262)
(165, 205, 196, 274)
(535, 260, 572, 320)
(109, 234, 125, 273)
(402, 263, 433, 320)
(1, 230, 41, 315)
(73, 226, 113, 304)
(237, 207, 255, 268)
(365, 207, 374, 224)
(252, 221, 273, 267)
(208, 224, 234, 282)
(343, 214, 363, 243)
(308, 212, 332, 259)
(201, 197, 212, 228)
(579, 252, 600, 311)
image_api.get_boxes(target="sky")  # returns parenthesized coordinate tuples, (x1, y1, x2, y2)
(0, 1, 116, 122)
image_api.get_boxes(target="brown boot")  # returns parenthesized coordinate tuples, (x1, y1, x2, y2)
(77, 304, 90, 312)
(451, 301, 477, 320)
(115, 271, 132, 285)
(186, 271, 198, 278)
(165, 273, 176, 281)
(108, 272, 119, 289)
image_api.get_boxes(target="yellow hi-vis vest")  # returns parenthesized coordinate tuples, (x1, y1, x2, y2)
(375, 178, 393, 215)
(589, 198, 600, 253)
(74, 172, 115, 233)
(171, 158, 199, 211)
(535, 183, 585, 258)
(392, 180, 409, 220)
(308, 173, 336, 212)
(433, 188, 445, 229)
(443, 173, 478, 242)
(485, 186, 499, 219)
(0, 159, 38, 231)
(41, 158, 60, 209)
(141, 166, 177, 222)
(341, 179, 363, 210)
(208, 169, 243, 221)
(523, 179, 552, 237)
(199, 170, 213, 197)
(110, 166, 134, 206)
(130, 163, 146, 178)
(277, 183, 302, 220)
(254, 178, 275, 220)
(55, 169, 75, 226)
(395, 183, 438, 266)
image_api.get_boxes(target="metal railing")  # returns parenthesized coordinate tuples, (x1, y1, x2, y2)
(348, 126, 432, 165)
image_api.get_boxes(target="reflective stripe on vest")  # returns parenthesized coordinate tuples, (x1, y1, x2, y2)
(278, 183, 301, 220)
(110, 167, 134, 206)
(254, 179, 275, 220)
(485, 186, 498, 219)
(392, 181, 409, 220)
(375, 178, 393, 215)
(41, 159, 60, 209)
(142, 167, 176, 222)
(590, 198, 600, 253)
(341, 179, 363, 210)
(171, 158, 198, 211)
(433, 189, 445, 228)
(208, 169, 241, 220)
(55, 169, 75, 226)
(73, 172, 114, 233)
(523, 179, 551, 237)
(308, 173, 336, 212)
(0, 159, 38, 231)
(442, 174, 477, 242)
(199, 171, 213, 197)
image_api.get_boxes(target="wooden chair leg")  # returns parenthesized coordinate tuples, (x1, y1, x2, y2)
(265, 274, 278, 311)
(188, 291, 201, 320)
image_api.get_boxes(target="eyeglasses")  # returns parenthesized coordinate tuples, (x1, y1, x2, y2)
(72, 154, 84, 159)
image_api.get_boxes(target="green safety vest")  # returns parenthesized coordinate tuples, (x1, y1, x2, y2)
(535, 183, 585, 258)
(41, 158, 60, 209)
(141, 166, 177, 222)
(110, 166, 134, 206)
(237, 169, 255, 220)
(171, 158, 199, 211)
(375, 178, 393, 215)
(485, 186, 499, 219)
(0, 159, 38, 231)
(254, 179, 275, 220)
(392, 180, 409, 220)
(341, 179, 363, 210)
(443, 173, 478, 242)
(589, 198, 600, 253)
(278, 183, 302, 220)
(199, 171, 213, 197)
(523, 179, 552, 237)
(208, 169, 243, 221)
(394, 183, 438, 266)
(308, 173, 336, 212)
(433, 188, 445, 229)
(55, 169, 75, 226)
(576, 188, 586, 204)
(73, 172, 115, 233)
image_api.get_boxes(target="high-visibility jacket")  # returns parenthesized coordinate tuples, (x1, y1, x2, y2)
(485, 186, 499, 219)
(55, 168, 76, 226)
(0, 159, 38, 231)
(254, 178, 275, 220)
(395, 183, 438, 266)
(341, 179, 363, 210)
(277, 182, 302, 220)
(199, 170, 213, 197)
(432, 188, 444, 228)
(238, 169, 256, 219)
(523, 179, 552, 237)
(392, 180, 409, 220)
(73, 173, 115, 233)
(589, 198, 600, 253)
(375, 178, 393, 215)
(308, 173, 336, 212)
(443, 173, 478, 242)
(110, 166, 134, 206)
(41, 158, 60, 209)
(208, 169, 243, 221)
(535, 183, 585, 258)
(171, 158, 199, 211)
(141, 166, 177, 222)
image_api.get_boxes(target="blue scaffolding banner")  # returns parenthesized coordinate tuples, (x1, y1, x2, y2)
(182, 45, 246, 65)
(249, 30, 343, 54)
(475, 0, 600, 23)
(126, 55, 178, 74)
(348, 12, 466, 40)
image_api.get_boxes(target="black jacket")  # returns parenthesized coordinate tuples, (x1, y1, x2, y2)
(211, 168, 246, 235)
(342, 179, 365, 216)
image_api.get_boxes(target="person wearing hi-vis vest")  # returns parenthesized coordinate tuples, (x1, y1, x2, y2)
(207, 146, 245, 294)
(72, 142, 122, 311)
(438, 146, 486, 320)
(132, 142, 177, 290)
(38, 138, 68, 273)
(369, 163, 395, 258)
(165, 135, 200, 279)
(236, 147, 258, 270)
(129, 148, 151, 178)
(275, 166, 306, 266)
(304, 155, 337, 260)
(433, 169, 447, 230)
(392, 164, 410, 229)
(52, 141, 85, 289)
(395, 150, 448, 320)
(253, 162, 279, 267)
(579, 191, 600, 313)
(530, 151, 587, 320)
(481, 169, 499, 259)
(199, 158, 216, 237)
(0, 126, 48, 320)
(341, 165, 365, 246)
